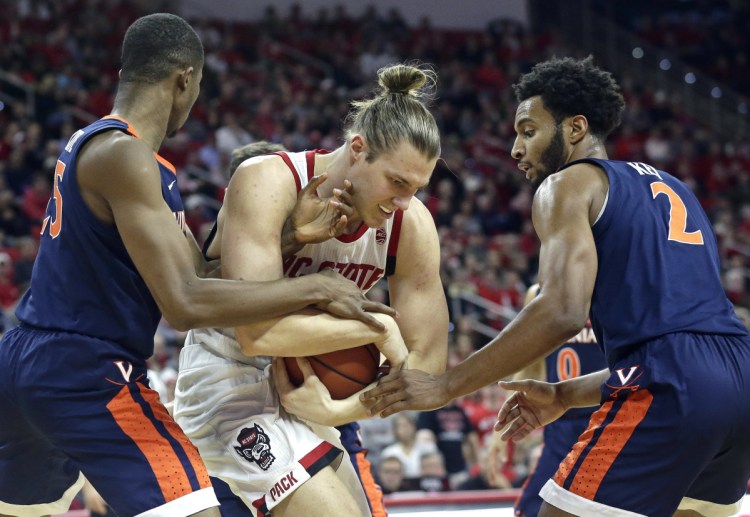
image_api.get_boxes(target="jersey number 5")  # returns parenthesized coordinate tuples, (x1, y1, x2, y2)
(650, 182, 704, 245)
(41, 160, 66, 239)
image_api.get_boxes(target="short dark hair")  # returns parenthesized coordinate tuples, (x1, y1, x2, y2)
(120, 13, 204, 84)
(229, 141, 287, 177)
(513, 56, 625, 139)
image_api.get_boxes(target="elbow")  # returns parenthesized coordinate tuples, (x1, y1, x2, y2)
(236, 327, 266, 356)
(553, 306, 589, 341)
(158, 283, 206, 331)
(162, 307, 197, 332)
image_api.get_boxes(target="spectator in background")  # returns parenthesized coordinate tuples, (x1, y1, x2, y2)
(418, 450, 450, 492)
(417, 402, 480, 488)
(215, 111, 254, 158)
(11, 236, 37, 291)
(377, 455, 406, 495)
(380, 412, 438, 482)
(0, 252, 19, 310)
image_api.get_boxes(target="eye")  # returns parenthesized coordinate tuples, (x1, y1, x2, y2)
(524, 130, 535, 138)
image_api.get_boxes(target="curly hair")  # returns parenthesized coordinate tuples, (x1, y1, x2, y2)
(513, 56, 625, 139)
(120, 13, 204, 84)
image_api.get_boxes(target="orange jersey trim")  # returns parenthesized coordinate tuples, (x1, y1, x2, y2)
(553, 390, 654, 501)
(553, 400, 614, 487)
(102, 115, 177, 175)
(106, 382, 210, 503)
(354, 451, 387, 517)
(567, 389, 653, 500)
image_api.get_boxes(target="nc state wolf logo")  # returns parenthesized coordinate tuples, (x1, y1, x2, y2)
(375, 227, 387, 245)
(234, 424, 275, 470)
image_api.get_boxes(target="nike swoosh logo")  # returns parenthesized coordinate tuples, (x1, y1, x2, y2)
(168, 180, 176, 190)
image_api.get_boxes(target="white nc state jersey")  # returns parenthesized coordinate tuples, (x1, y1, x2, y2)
(278, 150, 403, 294)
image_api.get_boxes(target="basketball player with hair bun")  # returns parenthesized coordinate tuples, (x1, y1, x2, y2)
(173, 63, 449, 516)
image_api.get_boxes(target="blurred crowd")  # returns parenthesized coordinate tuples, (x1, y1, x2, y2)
(2, 0, 750, 503)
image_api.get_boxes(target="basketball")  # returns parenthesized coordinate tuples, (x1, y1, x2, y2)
(283, 343, 381, 400)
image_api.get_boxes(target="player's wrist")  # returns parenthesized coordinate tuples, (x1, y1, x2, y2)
(299, 275, 332, 306)
(555, 380, 578, 411)
(281, 218, 304, 257)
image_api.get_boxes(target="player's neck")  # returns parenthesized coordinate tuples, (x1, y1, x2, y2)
(314, 146, 348, 197)
(568, 135, 608, 163)
(110, 85, 171, 151)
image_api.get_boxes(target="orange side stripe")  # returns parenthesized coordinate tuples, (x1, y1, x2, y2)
(569, 390, 654, 500)
(355, 451, 387, 517)
(137, 382, 212, 490)
(553, 400, 614, 487)
(106, 385, 194, 503)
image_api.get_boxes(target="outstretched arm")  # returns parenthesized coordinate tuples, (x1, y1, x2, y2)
(362, 164, 607, 416)
(494, 368, 609, 442)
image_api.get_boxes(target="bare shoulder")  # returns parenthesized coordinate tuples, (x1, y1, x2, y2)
(534, 163, 609, 225)
(227, 154, 297, 192)
(399, 196, 439, 247)
(77, 131, 161, 222)
(78, 131, 157, 185)
(402, 196, 435, 228)
(224, 156, 297, 226)
(394, 197, 440, 274)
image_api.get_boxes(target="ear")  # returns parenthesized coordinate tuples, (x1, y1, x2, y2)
(567, 115, 588, 144)
(348, 134, 368, 162)
(176, 66, 195, 93)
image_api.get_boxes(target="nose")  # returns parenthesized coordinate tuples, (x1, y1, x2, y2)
(392, 196, 412, 211)
(511, 136, 523, 160)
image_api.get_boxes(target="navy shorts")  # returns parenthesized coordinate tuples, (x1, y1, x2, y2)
(515, 416, 592, 517)
(0, 326, 217, 516)
(542, 332, 750, 517)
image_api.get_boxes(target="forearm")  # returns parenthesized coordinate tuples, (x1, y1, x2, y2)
(444, 295, 584, 401)
(177, 275, 326, 330)
(406, 346, 446, 375)
(557, 368, 609, 409)
(239, 312, 396, 357)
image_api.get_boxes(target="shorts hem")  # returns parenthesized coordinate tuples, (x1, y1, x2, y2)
(540, 479, 646, 517)
(0, 471, 84, 516)
(678, 495, 742, 517)
(251, 441, 342, 515)
(134, 487, 219, 517)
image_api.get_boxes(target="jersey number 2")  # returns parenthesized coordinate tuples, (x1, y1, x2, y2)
(41, 160, 65, 238)
(650, 182, 704, 245)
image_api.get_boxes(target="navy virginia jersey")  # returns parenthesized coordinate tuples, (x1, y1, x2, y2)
(544, 321, 606, 420)
(15, 116, 185, 358)
(573, 158, 747, 364)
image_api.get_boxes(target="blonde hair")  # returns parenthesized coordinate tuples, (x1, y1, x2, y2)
(344, 63, 441, 162)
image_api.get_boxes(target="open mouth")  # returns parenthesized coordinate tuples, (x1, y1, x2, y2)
(379, 204, 394, 215)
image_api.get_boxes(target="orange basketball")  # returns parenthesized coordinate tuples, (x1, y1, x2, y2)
(283, 343, 380, 400)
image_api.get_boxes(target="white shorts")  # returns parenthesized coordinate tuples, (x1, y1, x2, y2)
(173, 329, 371, 516)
